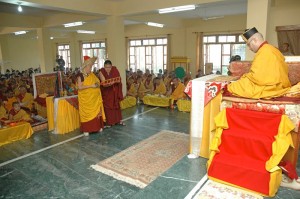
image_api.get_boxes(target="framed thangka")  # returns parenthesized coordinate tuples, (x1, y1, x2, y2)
(32, 72, 63, 98)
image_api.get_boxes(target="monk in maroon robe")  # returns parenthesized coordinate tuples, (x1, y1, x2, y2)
(99, 60, 125, 127)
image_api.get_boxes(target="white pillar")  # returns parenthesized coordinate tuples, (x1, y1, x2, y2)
(36, 28, 54, 72)
(245, 0, 271, 60)
(106, 16, 127, 95)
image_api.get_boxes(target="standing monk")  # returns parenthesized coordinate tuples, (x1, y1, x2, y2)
(77, 56, 105, 136)
(99, 60, 125, 127)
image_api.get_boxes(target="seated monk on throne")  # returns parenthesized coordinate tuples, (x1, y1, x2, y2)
(227, 27, 299, 189)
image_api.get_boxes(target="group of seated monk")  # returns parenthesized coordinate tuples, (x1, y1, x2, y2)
(0, 68, 46, 125)
(125, 69, 191, 108)
(0, 85, 39, 124)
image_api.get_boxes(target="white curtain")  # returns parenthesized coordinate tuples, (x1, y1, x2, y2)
(196, 32, 204, 75)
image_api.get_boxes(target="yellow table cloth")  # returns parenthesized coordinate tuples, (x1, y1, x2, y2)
(46, 96, 80, 134)
(177, 99, 191, 112)
(0, 122, 33, 146)
(46, 96, 55, 131)
(143, 95, 171, 107)
(120, 96, 137, 110)
(35, 102, 47, 118)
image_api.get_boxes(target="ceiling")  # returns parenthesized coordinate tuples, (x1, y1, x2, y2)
(0, 0, 247, 35)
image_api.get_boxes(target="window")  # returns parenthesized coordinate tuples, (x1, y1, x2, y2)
(128, 37, 167, 74)
(82, 41, 106, 70)
(203, 34, 246, 75)
(57, 44, 71, 69)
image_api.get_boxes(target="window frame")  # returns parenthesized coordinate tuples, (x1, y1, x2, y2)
(57, 43, 71, 69)
(128, 37, 168, 74)
(81, 41, 106, 70)
(203, 34, 246, 75)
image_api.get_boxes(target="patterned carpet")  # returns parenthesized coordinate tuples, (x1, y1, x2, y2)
(91, 130, 189, 188)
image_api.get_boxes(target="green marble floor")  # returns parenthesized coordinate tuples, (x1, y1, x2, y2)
(0, 104, 299, 199)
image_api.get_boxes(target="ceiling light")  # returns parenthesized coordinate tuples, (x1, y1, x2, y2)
(202, 16, 224, 20)
(64, 21, 84, 27)
(146, 22, 164, 28)
(77, 30, 95, 34)
(17, 3, 22, 12)
(50, 37, 54, 40)
(14, 31, 27, 35)
(158, 5, 196, 14)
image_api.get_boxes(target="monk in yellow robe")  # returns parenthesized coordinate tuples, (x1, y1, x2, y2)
(143, 77, 169, 107)
(167, 78, 186, 101)
(152, 77, 167, 95)
(144, 74, 154, 92)
(0, 100, 7, 119)
(77, 56, 105, 136)
(126, 77, 138, 97)
(228, 27, 291, 99)
(163, 73, 173, 91)
(8, 102, 32, 122)
(4, 90, 18, 112)
(137, 76, 150, 100)
(17, 85, 34, 111)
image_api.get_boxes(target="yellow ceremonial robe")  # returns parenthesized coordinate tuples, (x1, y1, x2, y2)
(19, 93, 34, 109)
(164, 77, 171, 86)
(154, 83, 167, 95)
(144, 80, 154, 91)
(78, 73, 106, 123)
(127, 84, 137, 97)
(228, 43, 291, 99)
(137, 82, 149, 100)
(171, 82, 186, 100)
(10, 109, 32, 121)
(0, 105, 7, 119)
(5, 97, 18, 112)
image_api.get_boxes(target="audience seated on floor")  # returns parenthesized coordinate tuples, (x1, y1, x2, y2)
(3, 90, 18, 112)
(8, 102, 32, 123)
(137, 76, 150, 102)
(142, 69, 151, 82)
(17, 85, 34, 113)
(152, 77, 167, 95)
(166, 77, 187, 108)
(163, 71, 175, 91)
(126, 77, 138, 98)
(0, 99, 7, 119)
(166, 77, 186, 101)
(143, 77, 170, 107)
(144, 74, 154, 92)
